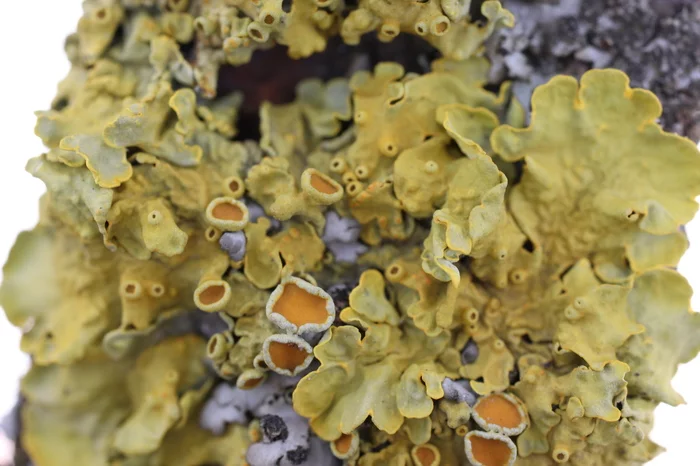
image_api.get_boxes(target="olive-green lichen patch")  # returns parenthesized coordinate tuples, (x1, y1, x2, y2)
(293, 322, 449, 440)
(619, 269, 700, 406)
(338, 59, 513, 186)
(512, 360, 631, 458)
(77, 2, 125, 64)
(555, 285, 644, 371)
(421, 154, 508, 285)
(26, 157, 113, 241)
(112, 336, 210, 456)
(146, 416, 250, 466)
(491, 69, 700, 271)
(59, 134, 132, 188)
(4, 2, 700, 465)
(19, 351, 132, 466)
(247, 159, 344, 229)
(393, 135, 460, 218)
(0, 228, 121, 365)
(341, 269, 401, 328)
(460, 333, 515, 395)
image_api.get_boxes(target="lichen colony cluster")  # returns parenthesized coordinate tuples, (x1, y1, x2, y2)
(2, 0, 700, 465)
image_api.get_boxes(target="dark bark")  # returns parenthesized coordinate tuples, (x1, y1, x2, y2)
(488, 0, 700, 139)
(1, 398, 32, 466)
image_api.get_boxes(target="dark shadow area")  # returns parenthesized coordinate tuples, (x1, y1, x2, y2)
(216, 34, 440, 140)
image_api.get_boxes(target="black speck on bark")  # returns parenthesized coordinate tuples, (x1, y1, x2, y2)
(259, 415, 289, 442)
(286, 445, 310, 465)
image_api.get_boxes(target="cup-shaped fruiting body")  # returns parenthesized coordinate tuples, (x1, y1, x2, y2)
(384, 262, 405, 282)
(149, 283, 166, 298)
(411, 443, 441, 466)
(193, 16, 216, 35)
(236, 368, 267, 390)
(300, 168, 344, 205)
(121, 280, 143, 300)
(194, 279, 231, 312)
(266, 276, 335, 334)
(465, 308, 480, 325)
(253, 352, 268, 371)
(247, 22, 270, 43)
(464, 431, 517, 466)
(379, 137, 400, 157)
(330, 431, 359, 460)
(354, 165, 369, 180)
(553, 448, 571, 464)
(258, 9, 282, 27)
(430, 15, 451, 36)
(207, 333, 233, 363)
(379, 20, 400, 42)
(341, 171, 357, 185)
(205, 197, 249, 231)
(204, 226, 221, 243)
(117, 274, 172, 330)
(262, 334, 314, 376)
(414, 21, 428, 36)
(329, 156, 346, 174)
(472, 392, 528, 436)
(345, 180, 364, 197)
(224, 176, 246, 199)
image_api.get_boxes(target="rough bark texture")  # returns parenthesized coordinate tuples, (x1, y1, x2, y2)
(488, 0, 700, 139)
(2, 399, 31, 466)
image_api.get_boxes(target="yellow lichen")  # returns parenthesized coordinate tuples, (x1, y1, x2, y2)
(293, 322, 449, 440)
(331, 431, 360, 460)
(113, 336, 210, 455)
(421, 154, 508, 285)
(491, 70, 700, 271)
(3, 3, 700, 465)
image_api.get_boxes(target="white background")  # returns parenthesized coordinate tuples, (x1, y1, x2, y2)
(0, 2, 699, 465)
